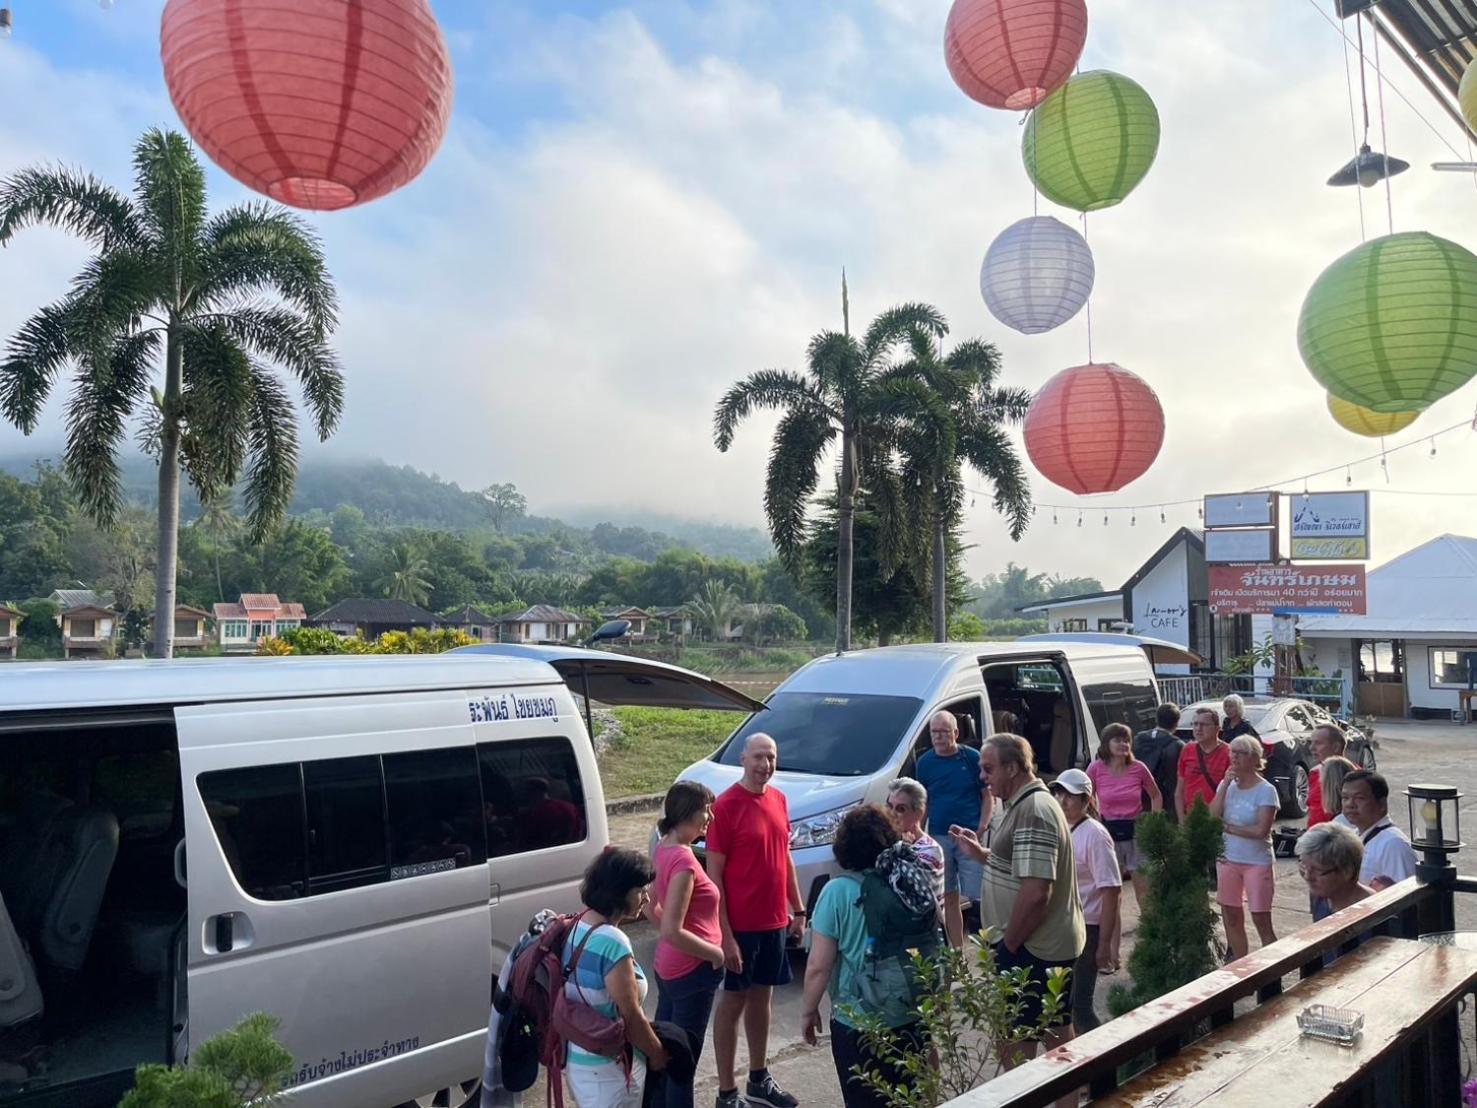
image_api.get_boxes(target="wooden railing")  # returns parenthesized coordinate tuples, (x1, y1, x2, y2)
(945, 876, 1458, 1106)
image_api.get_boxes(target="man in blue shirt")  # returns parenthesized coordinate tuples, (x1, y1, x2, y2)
(916, 711, 992, 948)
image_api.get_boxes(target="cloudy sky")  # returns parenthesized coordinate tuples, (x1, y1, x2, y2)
(2, 0, 1476, 586)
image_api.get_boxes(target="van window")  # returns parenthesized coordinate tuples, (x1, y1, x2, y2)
(1081, 677, 1160, 735)
(715, 692, 924, 777)
(385, 747, 487, 875)
(305, 756, 388, 895)
(478, 738, 588, 856)
(199, 763, 308, 901)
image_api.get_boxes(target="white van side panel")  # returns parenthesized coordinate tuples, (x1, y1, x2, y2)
(176, 689, 497, 1108)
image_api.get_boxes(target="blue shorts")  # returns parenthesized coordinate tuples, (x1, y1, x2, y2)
(938, 833, 985, 900)
(723, 928, 792, 991)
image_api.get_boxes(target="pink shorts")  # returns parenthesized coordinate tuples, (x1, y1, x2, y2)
(1217, 861, 1275, 913)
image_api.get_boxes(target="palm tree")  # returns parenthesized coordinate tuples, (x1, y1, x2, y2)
(194, 493, 241, 603)
(0, 129, 342, 658)
(713, 293, 945, 651)
(895, 336, 1033, 641)
(382, 543, 433, 607)
(688, 579, 741, 642)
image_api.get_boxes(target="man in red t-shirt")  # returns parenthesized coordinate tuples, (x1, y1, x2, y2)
(1176, 706, 1232, 819)
(706, 733, 804, 1108)
(1305, 723, 1347, 827)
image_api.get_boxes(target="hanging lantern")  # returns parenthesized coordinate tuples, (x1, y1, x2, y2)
(944, 0, 1088, 111)
(1299, 231, 1477, 413)
(980, 216, 1094, 334)
(1460, 61, 1477, 133)
(1023, 363, 1165, 494)
(160, 0, 453, 211)
(1023, 71, 1160, 212)
(1327, 394, 1419, 437)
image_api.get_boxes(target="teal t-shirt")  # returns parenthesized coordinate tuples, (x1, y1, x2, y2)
(812, 872, 917, 1030)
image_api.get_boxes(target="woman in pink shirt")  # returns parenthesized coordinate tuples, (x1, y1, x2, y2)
(1085, 723, 1162, 972)
(651, 781, 725, 1108)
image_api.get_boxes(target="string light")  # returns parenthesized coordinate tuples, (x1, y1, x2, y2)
(1052, 508, 1059, 524)
(1077, 511, 1083, 528)
(1103, 513, 1109, 526)
(1159, 506, 1166, 523)
(1431, 437, 1438, 458)
(1346, 466, 1353, 487)
(1130, 512, 1137, 527)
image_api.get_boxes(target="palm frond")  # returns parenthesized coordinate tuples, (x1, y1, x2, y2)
(179, 325, 255, 498)
(1, 301, 76, 431)
(863, 462, 916, 579)
(763, 408, 834, 572)
(67, 249, 164, 358)
(978, 384, 1033, 427)
(0, 166, 143, 251)
(198, 202, 338, 335)
(132, 129, 207, 282)
(62, 332, 158, 525)
(713, 368, 831, 452)
(860, 303, 947, 368)
(201, 304, 344, 438)
(960, 423, 1033, 541)
(239, 365, 300, 541)
(804, 331, 857, 399)
(944, 338, 1003, 387)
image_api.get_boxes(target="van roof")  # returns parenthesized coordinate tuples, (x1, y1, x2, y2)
(780, 640, 1145, 699)
(0, 654, 561, 715)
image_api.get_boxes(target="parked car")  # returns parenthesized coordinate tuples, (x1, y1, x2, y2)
(1175, 696, 1377, 819)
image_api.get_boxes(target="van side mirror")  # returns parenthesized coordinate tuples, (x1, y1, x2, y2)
(583, 620, 631, 647)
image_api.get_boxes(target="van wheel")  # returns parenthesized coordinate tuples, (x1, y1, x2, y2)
(399, 1078, 481, 1108)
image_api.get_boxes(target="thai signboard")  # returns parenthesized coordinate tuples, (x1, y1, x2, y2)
(1290, 491, 1370, 561)
(1208, 564, 1367, 615)
(1205, 528, 1277, 564)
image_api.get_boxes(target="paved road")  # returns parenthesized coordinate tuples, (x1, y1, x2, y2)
(601, 718, 1477, 1105)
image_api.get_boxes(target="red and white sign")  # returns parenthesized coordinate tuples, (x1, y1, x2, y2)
(1208, 564, 1367, 615)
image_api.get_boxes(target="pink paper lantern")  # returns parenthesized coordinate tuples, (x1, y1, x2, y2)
(1023, 363, 1165, 494)
(944, 0, 1088, 111)
(161, 0, 453, 211)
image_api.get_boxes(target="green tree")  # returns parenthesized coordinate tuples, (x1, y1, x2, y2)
(228, 518, 350, 615)
(894, 335, 1032, 641)
(689, 579, 741, 641)
(713, 291, 947, 652)
(194, 494, 241, 603)
(481, 482, 527, 530)
(0, 129, 342, 658)
(380, 542, 432, 607)
(120, 1012, 292, 1108)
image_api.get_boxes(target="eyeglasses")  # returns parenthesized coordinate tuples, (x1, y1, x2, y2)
(888, 803, 914, 814)
(1298, 863, 1335, 880)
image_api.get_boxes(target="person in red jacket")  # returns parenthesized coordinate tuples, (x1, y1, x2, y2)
(1305, 723, 1347, 828)
(1176, 707, 1231, 819)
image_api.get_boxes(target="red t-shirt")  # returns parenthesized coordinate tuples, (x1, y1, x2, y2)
(652, 843, 722, 980)
(1177, 741, 1231, 812)
(1307, 765, 1331, 826)
(706, 783, 791, 932)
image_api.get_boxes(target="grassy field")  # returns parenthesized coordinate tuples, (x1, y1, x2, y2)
(597, 706, 739, 798)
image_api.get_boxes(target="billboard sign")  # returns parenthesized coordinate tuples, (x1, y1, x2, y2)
(1208, 564, 1367, 615)
(1203, 492, 1277, 529)
(1205, 528, 1276, 564)
(1290, 491, 1370, 561)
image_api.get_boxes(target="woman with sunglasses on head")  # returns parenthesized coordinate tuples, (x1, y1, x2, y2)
(885, 777, 945, 908)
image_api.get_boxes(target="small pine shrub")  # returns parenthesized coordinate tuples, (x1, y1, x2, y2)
(119, 1013, 292, 1108)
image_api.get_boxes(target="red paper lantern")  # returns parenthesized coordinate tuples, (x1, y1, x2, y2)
(161, 0, 453, 211)
(944, 0, 1088, 111)
(1023, 363, 1164, 494)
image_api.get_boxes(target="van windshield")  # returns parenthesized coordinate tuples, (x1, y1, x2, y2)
(713, 692, 924, 777)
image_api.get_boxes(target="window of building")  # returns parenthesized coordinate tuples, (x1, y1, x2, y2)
(222, 620, 248, 639)
(71, 618, 96, 638)
(1061, 618, 1089, 632)
(278, 620, 300, 631)
(478, 738, 588, 858)
(0, 618, 10, 637)
(249, 621, 272, 641)
(1429, 648, 1477, 689)
(173, 618, 197, 639)
(1211, 614, 1252, 670)
(1190, 602, 1212, 671)
(1357, 640, 1405, 684)
(1097, 618, 1122, 631)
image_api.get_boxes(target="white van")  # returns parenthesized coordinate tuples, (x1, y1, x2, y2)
(0, 651, 761, 1108)
(674, 636, 1183, 921)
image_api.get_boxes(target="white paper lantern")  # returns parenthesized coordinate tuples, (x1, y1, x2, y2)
(980, 216, 1095, 334)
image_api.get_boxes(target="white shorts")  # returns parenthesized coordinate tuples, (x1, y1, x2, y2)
(567, 1056, 647, 1108)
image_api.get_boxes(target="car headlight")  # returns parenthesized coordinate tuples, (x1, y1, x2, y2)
(789, 804, 859, 849)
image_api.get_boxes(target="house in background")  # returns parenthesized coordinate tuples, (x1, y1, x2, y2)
(0, 603, 22, 659)
(310, 598, 438, 640)
(651, 605, 696, 640)
(171, 605, 212, 652)
(60, 605, 116, 659)
(212, 593, 306, 653)
(439, 605, 497, 641)
(495, 605, 589, 644)
(49, 588, 114, 612)
(601, 606, 652, 640)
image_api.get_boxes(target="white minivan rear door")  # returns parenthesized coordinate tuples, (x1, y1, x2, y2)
(174, 688, 492, 1105)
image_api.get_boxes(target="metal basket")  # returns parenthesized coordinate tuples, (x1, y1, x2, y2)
(1297, 1004, 1364, 1045)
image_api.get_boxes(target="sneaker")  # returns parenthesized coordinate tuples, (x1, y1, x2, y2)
(716, 1091, 743, 1108)
(746, 1074, 799, 1108)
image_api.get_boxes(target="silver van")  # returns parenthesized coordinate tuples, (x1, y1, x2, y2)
(0, 651, 760, 1108)
(674, 636, 1183, 921)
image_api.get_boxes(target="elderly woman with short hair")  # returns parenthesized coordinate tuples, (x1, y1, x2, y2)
(886, 777, 945, 907)
(1220, 694, 1260, 743)
(1297, 820, 1374, 921)
(1209, 734, 1279, 960)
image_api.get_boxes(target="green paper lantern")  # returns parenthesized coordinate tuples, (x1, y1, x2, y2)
(1299, 231, 1477, 413)
(1022, 70, 1160, 212)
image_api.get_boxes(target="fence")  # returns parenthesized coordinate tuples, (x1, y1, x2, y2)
(1156, 672, 1348, 713)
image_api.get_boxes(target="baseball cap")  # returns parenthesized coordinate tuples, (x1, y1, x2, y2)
(1051, 768, 1094, 796)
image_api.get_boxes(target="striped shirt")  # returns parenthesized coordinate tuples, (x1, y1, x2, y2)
(561, 920, 646, 1066)
(981, 779, 1085, 963)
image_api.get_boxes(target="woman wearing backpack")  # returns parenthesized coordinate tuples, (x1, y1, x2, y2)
(650, 781, 725, 1108)
(564, 848, 669, 1108)
(800, 806, 935, 1108)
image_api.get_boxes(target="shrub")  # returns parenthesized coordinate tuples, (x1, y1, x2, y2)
(118, 1012, 292, 1108)
(258, 626, 474, 656)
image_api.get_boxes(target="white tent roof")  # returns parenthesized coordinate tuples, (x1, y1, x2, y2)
(1299, 534, 1477, 641)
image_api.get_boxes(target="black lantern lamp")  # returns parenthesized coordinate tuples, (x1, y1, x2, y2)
(1407, 783, 1462, 882)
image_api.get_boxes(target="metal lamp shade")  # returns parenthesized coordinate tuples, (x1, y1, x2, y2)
(980, 216, 1095, 334)
(1023, 363, 1165, 494)
(161, 0, 453, 211)
(1023, 71, 1160, 212)
(944, 0, 1087, 111)
(1299, 232, 1477, 413)
(1326, 394, 1419, 437)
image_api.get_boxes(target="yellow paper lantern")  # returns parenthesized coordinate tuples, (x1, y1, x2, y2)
(1327, 394, 1419, 437)
(1460, 61, 1477, 133)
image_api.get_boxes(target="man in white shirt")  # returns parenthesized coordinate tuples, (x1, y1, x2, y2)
(1341, 770, 1418, 889)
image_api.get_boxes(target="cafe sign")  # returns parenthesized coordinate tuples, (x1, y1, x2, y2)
(1208, 563, 1367, 615)
(1290, 492, 1369, 561)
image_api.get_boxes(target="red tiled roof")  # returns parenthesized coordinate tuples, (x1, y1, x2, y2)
(212, 602, 246, 620)
(278, 603, 306, 619)
(240, 593, 281, 610)
(211, 597, 304, 621)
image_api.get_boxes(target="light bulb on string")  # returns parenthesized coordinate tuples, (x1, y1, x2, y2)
(1130, 513, 1136, 527)
(1346, 466, 1353, 487)
(1430, 437, 1438, 458)
(1197, 504, 1203, 519)
(1052, 508, 1059, 525)
(970, 497, 976, 508)
(1159, 506, 1166, 524)
(1103, 513, 1109, 526)
(1077, 511, 1083, 528)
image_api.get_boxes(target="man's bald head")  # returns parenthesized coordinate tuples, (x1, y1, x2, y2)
(929, 711, 960, 755)
(740, 732, 778, 791)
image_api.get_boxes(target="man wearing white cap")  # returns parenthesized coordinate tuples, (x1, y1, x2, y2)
(1049, 768, 1121, 1034)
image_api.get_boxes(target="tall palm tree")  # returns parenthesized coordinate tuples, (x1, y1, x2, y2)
(713, 296, 945, 652)
(194, 493, 241, 604)
(688, 579, 740, 642)
(382, 543, 433, 607)
(895, 336, 1033, 641)
(0, 129, 342, 658)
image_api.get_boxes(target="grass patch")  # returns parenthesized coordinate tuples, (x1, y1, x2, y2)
(598, 707, 739, 799)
